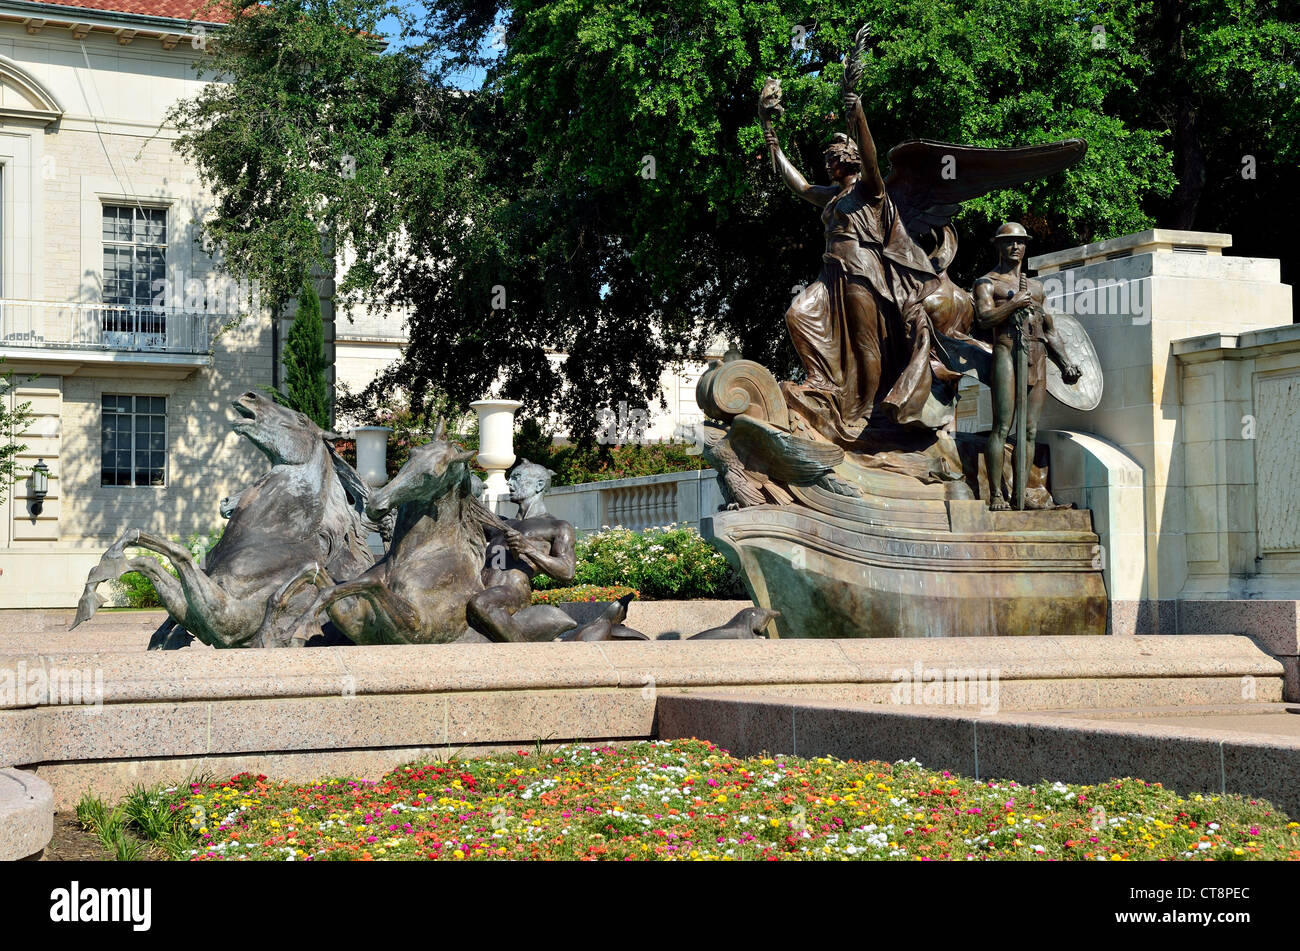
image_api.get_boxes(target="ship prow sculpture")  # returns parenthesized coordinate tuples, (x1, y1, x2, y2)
(702, 26, 1107, 639)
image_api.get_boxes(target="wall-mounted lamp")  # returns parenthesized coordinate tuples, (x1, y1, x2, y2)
(29, 460, 49, 516)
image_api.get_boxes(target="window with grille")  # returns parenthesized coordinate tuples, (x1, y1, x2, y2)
(102, 205, 167, 336)
(101, 395, 167, 487)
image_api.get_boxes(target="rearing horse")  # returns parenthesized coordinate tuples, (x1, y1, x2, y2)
(70, 391, 375, 648)
(284, 421, 499, 645)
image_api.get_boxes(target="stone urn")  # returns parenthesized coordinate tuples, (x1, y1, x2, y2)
(471, 399, 523, 510)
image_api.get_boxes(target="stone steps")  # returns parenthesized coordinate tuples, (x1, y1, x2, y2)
(657, 692, 1300, 819)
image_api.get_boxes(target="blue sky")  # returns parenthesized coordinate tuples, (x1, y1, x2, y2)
(375, 3, 494, 90)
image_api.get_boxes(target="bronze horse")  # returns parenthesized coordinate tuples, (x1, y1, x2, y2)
(284, 421, 499, 645)
(71, 391, 376, 648)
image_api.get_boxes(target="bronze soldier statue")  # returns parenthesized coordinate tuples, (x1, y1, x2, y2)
(974, 222, 1082, 510)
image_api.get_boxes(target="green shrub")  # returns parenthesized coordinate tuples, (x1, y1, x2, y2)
(116, 561, 167, 609)
(534, 525, 743, 600)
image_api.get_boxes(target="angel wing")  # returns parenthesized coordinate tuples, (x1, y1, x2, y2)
(729, 414, 844, 485)
(885, 138, 1087, 241)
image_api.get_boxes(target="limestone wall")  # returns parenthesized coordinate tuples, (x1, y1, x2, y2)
(0, 22, 277, 607)
(1172, 324, 1300, 600)
(1032, 230, 1294, 604)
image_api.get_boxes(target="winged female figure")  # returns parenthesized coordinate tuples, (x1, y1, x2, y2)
(759, 25, 1086, 456)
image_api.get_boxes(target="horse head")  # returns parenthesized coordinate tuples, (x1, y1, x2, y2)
(366, 418, 476, 520)
(232, 391, 336, 465)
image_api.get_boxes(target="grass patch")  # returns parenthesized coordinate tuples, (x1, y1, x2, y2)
(75, 792, 149, 861)
(76, 782, 206, 861)
(110, 739, 1300, 861)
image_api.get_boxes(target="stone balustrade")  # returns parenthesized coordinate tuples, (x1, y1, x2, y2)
(535, 469, 725, 535)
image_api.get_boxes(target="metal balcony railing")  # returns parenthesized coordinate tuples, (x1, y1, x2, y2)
(0, 300, 214, 355)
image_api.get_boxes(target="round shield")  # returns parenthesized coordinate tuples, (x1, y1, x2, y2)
(1045, 312, 1103, 411)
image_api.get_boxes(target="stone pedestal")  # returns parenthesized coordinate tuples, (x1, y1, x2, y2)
(704, 487, 1106, 639)
(1032, 229, 1293, 609)
(1028, 230, 1297, 683)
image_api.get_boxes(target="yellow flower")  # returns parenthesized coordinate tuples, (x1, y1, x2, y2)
(454, 849, 465, 859)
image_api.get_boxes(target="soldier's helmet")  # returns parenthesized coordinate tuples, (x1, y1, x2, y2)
(992, 221, 1031, 242)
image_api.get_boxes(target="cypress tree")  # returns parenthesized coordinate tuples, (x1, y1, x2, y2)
(283, 280, 331, 429)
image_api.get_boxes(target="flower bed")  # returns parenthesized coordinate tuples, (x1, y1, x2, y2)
(530, 585, 638, 605)
(111, 739, 1298, 861)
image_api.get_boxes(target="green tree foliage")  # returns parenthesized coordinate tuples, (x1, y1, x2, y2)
(171, 0, 1297, 442)
(0, 361, 32, 505)
(1129, 0, 1300, 294)
(283, 281, 332, 429)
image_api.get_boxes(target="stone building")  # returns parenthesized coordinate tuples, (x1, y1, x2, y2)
(0, 0, 292, 606)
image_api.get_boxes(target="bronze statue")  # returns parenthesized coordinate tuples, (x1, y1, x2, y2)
(71, 391, 376, 649)
(974, 222, 1082, 510)
(466, 459, 581, 642)
(557, 592, 647, 642)
(688, 607, 781, 640)
(282, 420, 500, 645)
(695, 25, 1108, 640)
(759, 26, 1088, 448)
(762, 75, 944, 442)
